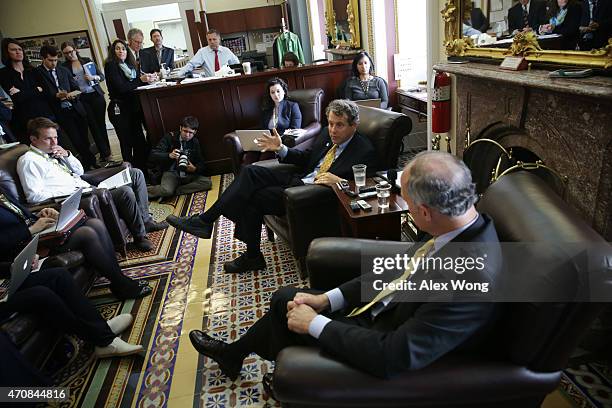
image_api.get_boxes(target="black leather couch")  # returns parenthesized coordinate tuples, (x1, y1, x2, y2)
(224, 88, 324, 175)
(258, 105, 412, 276)
(272, 171, 610, 407)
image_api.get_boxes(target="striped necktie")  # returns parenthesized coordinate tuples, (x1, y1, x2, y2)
(347, 238, 436, 317)
(523, 5, 529, 28)
(318, 144, 338, 174)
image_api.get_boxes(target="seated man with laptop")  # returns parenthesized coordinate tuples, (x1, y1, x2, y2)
(0, 186, 151, 299)
(147, 116, 212, 199)
(167, 100, 377, 274)
(16, 117, 168, 252)
(1, 236, 145, 359)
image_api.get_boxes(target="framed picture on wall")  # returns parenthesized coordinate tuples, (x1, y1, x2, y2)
(16, 30, 96, 66)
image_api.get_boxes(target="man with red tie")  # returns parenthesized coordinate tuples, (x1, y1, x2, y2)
(179, 29, 239, 77)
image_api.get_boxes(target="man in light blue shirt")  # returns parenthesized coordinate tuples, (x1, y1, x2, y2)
(187, 151, 502, 381)
(180, 29, 239, 77)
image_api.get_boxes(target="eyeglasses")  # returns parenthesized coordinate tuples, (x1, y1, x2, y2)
(63, 49, 76, 55)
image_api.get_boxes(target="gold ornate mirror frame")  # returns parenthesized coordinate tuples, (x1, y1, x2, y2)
(325, 0, 361, 49)
(442, 0, 612, 68)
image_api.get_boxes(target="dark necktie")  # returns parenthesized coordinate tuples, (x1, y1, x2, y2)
(523, 5, 529, 28)
(214, 50, 220, 72)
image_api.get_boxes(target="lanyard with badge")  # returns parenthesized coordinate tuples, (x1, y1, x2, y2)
(28, 147, 75, 176)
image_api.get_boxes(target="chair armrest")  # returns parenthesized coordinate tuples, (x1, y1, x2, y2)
(79, 193, 102, 219)
(284, 184, 335, 209)
(307, 237, 413, 290)
(43, 251, 85, 269)
(293, 122, 321, 147)
(81, 162, 130, 185)
(223, 132, 244, 157)
(253, 159, 301, 174)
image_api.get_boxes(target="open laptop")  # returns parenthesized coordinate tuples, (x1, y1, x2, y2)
(355, 98, 382, 108)
(235, 130, 271, 152)
(39, 188, 82, 235)
(8, 235, 39, 299)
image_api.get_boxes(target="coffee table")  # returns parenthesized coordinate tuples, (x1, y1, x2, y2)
(332, 179, 409, 240)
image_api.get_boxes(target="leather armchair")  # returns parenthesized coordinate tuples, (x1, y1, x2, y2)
(272, 171, 609, 407)
(0, 251, 96, 368)
(224, 88, 324, 175)
(0, 144, 130, 255)
(261, 106, 412, 277)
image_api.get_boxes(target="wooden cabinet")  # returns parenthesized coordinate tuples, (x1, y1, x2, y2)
(205, 5, 283, 35)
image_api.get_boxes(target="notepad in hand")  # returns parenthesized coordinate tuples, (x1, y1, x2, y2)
(99, 168, 132, 189)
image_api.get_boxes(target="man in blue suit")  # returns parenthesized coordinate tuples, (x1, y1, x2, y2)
(142, 29, 175, 71)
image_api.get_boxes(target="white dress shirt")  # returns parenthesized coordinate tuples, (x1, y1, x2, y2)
(308, 215, 480, 338)
(180, 45, 239, 77)
(17, 146, 90, 203)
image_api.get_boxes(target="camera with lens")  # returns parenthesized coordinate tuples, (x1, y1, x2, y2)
(177, 150, 189, 177)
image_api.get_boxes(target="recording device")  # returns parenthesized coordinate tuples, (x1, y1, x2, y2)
(359, 185, 376, 193)
(336, 181, 357, 197)
(177, 149, 189, 178)
(349, 200, 361, 212)
(372, 176, 386, 184)
(358, 191, 377, 199)
(356, 199, 372, 211)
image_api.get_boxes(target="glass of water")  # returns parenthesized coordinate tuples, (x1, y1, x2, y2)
(376, 182, 391, 209)
(352, 164, 367, 192)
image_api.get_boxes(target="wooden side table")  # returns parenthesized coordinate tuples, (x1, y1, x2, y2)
(332, 179, 409, 240)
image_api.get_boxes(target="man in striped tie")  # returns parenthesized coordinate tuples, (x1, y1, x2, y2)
(188, 151, 502, 380)
(167, 99, 377, 273)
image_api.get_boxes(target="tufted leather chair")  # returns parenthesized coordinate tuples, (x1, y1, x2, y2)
(224, 88, 324, 175)
(259, 105, 412, 277)
(0, 144, 131, 255)
(272, 171, 609, 407)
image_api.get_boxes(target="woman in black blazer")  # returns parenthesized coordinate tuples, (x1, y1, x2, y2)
(104, 39, 155, 170)
(539, 0, 583, 49)
(0, 187, 150, 299)
(245, 77, 302, 163)
(0, 38, 54, 141)
(61, 41, 111, 162)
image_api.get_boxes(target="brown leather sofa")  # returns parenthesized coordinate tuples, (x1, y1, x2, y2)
(1, 252, 96, 369)
(224, 88, 324, 175)
(0, 144, 131, 255)
(272, 171, 609, 407)
(258, 105, 412, 276)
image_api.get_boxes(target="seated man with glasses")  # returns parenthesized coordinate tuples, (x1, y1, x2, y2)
(147, 116, 211, 199)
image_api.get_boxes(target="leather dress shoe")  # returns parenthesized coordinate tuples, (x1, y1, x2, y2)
(114, 282, 152, 300)
(133, 237, 154, 251)
(166, 214, 213, 239)
(189, 330, 242, 381)
(95, 337, 143, 358)
(262, 373, 277, 400)
(224, 252, 266, 274)
(144, 220, 169, 232)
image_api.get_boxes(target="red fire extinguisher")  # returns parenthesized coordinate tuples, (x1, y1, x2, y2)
(431, 71, 451, 134)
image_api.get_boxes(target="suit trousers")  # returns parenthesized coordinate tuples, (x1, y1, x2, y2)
(80, 92, 111, 158)
(0, 268, 115, 347)
(56, 107, 97, 168)
(108, 167, 152, 239)
(203, 165, 303, 255)
(229, 286, 371, 361)
(107, 101, 149, 171)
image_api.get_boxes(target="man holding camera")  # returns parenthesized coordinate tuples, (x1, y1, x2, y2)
(147, 116, 211, 199)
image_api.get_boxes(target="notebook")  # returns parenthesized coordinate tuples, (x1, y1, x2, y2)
(39, 188, 82, 235)
(355, 98, 382, 108)
(8, 235, 39, 299)
(235, 130, 271, 152)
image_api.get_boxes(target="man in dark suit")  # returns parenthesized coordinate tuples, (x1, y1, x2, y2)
(35, 45, 97, 169)
(469, 3, 489, 32)
(508, 0, 548, 34)
(167, 99, 377, 274)
(188, 151, 502, 380)
(580, 0, 612, 49)
(0, 98, 16, 143)
(142, 29, 174, 71)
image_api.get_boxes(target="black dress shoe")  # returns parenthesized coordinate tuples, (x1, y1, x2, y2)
(223, 252, 266, 274)
(262, 373, 276, 400)
(144, 220, 169, 232)
(133, 237, 154, 251)
(114, 283, 152, 300)
(166, 215, 213, 238)
(189, 330, 242, 381)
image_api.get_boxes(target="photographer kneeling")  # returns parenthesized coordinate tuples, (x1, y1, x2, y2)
(148, 116, 212, 199)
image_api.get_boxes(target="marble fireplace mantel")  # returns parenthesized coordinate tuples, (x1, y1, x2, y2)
(435, 62, 612, 239)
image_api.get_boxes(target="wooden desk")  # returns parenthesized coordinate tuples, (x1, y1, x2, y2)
(137, 61, 352, 175)
(332, 179, 409, 240)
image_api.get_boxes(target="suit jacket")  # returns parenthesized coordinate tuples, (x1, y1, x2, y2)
(280, 128, 377, 180)
(471, 7, 489, 32)
(508, 0, 547, 33)
(61, 57, 105, 97)
(318, 214, 502, 378)
(35, 65, 87, 117)
(0, 102, 16, 142)
(0, 190, 36, 266)
(260, 100, 302, 135)
(581, 0, 612, 48)
(552, 3, 583, 49)
(142, 46, 174, 70)
(103, 60, 144, 113)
